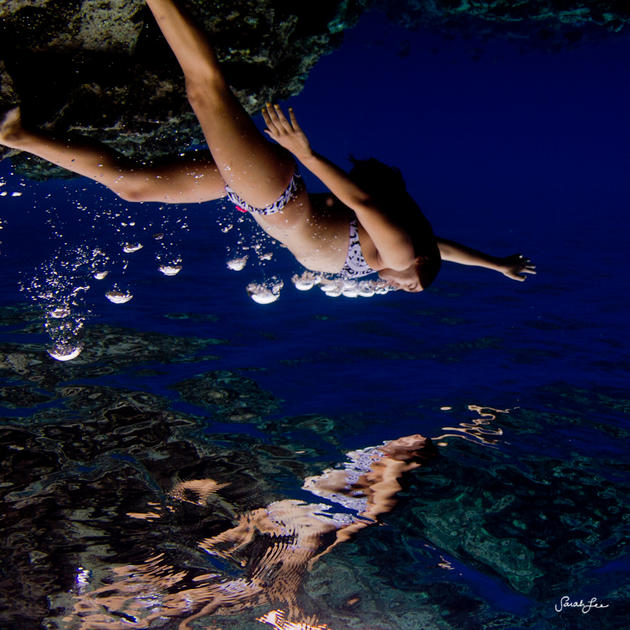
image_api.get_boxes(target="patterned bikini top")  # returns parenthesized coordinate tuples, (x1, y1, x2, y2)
(339, 219, 376, 280)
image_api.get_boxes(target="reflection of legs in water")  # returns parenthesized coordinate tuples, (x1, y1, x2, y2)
(0, 107, 226, 203)
(145, 0, 296, 210)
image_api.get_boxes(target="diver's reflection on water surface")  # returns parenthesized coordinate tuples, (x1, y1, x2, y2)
(0, 0, 535, 316)
(68, 435, 435, 629)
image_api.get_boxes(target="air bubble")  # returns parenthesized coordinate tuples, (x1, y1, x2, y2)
(158, 264, 182, 276)
(48, 343, 84, 362)
(226, 256, 248, 271)
(105, 290, 133, 304)
(49, 307, 71, 319)
(122, 242, 143, 253)
(292, 272, 319, 291)
(291, 272, 396, 299)
(246, 277, 283, 304)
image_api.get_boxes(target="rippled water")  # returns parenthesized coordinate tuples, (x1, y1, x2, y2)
(2, 302, 628, 629)
(2, 8, 630, 630)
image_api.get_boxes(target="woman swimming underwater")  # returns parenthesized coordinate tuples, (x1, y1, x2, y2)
(0, 0, 535, 293)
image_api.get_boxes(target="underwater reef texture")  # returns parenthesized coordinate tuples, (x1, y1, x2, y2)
(378, 0, 630, 44)
(2, 1, 630, 179)
(1, 306, 629, 629)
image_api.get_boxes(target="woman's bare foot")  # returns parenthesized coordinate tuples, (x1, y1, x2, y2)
(0, 107, 23, 147)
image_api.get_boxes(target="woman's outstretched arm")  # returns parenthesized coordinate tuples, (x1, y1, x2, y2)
(437, 237, 536, 281)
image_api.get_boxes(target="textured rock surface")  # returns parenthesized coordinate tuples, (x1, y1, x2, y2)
(0, 0, 367, 177)
(377, 0, 630, 46)
(175, 369, 280, 421)
(2, 1, 629, 179)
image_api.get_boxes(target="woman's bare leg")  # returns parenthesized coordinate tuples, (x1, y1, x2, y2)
(145, 0, 295, 210)
(0, 107, 226, 203)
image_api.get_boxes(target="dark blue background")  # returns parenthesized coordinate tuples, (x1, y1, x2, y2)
(2, 12, 628, 413)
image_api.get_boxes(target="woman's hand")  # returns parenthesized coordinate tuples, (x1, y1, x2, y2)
(498, 254, 536, 281)
(262, 103, 313, 162)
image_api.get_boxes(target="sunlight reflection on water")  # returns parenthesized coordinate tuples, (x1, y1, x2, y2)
(435, 404, 507, 447)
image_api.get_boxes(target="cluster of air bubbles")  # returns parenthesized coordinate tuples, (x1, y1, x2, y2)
(226, 255, 248, 271)
(218, 205, 276, 270)
(122, 242, 143, 254)
(291, 271, 397, 298)
(0, 179, 24, 197)
(171, 215, 189, 232)
(105, 286, 133, 304)
(45, 306, 86, 362)
(153, 212, 187, 276)
(216, 205, 247, 233)
(89, 247, 110, 280)
(225, 237, 273, 270)
(246, 276, 284, 304)
(20, 244, 134, 361)
(19, 244, 105, 361)
(14, 181, 197, 360)
(158, 257, 183, 276)
(252, 241, 273, 262)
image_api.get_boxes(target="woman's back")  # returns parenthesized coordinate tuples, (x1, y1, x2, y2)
(251, 189, 376, 275)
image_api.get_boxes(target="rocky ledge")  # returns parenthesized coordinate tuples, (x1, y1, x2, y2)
(1, 0, 628, 179)
(379, 0, 630, 35)
(0, 0, 367, 178)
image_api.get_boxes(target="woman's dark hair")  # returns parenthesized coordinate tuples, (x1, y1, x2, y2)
(348, 157, 441, 289)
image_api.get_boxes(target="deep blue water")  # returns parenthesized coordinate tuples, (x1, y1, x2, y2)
(1, 10, 629, 630)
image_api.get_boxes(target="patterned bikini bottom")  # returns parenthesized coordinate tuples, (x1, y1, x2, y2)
(339, 218, 376, 280)
(225, 170, 302, 215)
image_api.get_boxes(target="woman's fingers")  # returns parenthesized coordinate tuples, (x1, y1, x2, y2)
(261, 106, 277, 134)
(262, 103, 296, 134)
(265, 103, 282, 129)
(275, 104, 303, 134)
(273, 105, 297, 135)
(518, 255, 536, 274)
(288, 107, 303, 132)
(273, 104, 292, 129)
(266, 102, 279, 122)
(513, 254, 536, 275)
(263, 103, 283, 132)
